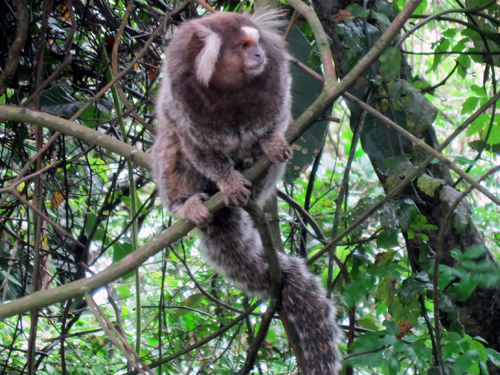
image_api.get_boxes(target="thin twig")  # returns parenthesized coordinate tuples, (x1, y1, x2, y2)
(195, 0, 216, 13)
(169, 246, 249, 315)
(342, 91, 500, 207)
(10, 191, 85, 249)
(85, 293, 149, 375)
(395, 0, 496, 48)
(122, 300, 263, 375)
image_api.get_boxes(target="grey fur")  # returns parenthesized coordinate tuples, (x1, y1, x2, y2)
(152, 11, 341, 374)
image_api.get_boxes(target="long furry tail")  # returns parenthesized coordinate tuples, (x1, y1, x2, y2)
(200, 207, 342, 375)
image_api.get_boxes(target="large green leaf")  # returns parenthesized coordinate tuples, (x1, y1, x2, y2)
(40, 85, 81, 118)
(340, 20, 437, 171)
(284, 26, 330, 182)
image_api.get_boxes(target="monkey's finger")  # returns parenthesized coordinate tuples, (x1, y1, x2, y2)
(175, 194, 212, 226)
(195, 214, 212, 228)
(199, 192, 210, 202)
(223, 186, 251, 206)
(225, 192, 249, 207)
(262, 142, 292, 164)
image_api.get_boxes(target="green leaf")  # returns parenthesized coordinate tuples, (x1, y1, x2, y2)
(40, 85, 81, 118)
(379, 47, 401, 82)
(438, 264, 456, 289)
(397, 276, 431, 304)
(463, 245, 486, 259)
(414, 0, 428, 14)
(467, 113, 489, 136)
(406, 340, 433, 369)
(46, 363, 56, 374)
(438, 38, 451, 51)
(376, 276, 396, 305)
(385, 156, 416, 190)
(439, 186, 472, 233)
(376, 230, 399, 249)
(454, 156, 476, 166)
(358, 315, 379, 331)
(389, 298, 421, 326)
(479, 361, 490, 375)
(383, 320, 400, 336)
(468, 140, 487, 152)
(457, 54, 471, 78)
(81, 100, 112, 128)
(492, 143, 500, 154)
(284, 26, 329, 182)
(346, 3, 370, 18)
(85, 212, 98, 234)
(443, 337, 462, 359)
(447, 273, 478, 302)
(343, 279, 366, 307)
(0, 270, 22, 288)
(451, 249, 464, 262)
(483, 124, 500, 146)
(484, 348, 500, 366)
(344, 333, 386, 366)
(442, 29, 458, 38)
(343, 350, 384, 367)
(371, 10, 391, 30)
(113, 242, 134, 280)
(383, 350, 400, 374)
(452, 350, 478, 375)
(375, 251, 398, 267)
(115, 285, 131, 299)
(121, 196, 131, 206)
(470, 84, 486, 96)
(184, 293, 207, 308)
(462, 96, 480, 115)
(417, 174, 444, 197)
(458, 274, 478, 300)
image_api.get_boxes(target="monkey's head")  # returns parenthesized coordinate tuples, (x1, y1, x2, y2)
(169, 12, 282, 90)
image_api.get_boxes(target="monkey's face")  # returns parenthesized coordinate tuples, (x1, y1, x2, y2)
(208, 25, 268, 90)
(179, 13, 270, 90)
(239, 26, 267, 75)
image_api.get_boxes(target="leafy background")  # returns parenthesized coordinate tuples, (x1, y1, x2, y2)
(1, 0, 500, 374)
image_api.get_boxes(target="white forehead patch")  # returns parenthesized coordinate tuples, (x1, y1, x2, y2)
(241, 26, 260, 42)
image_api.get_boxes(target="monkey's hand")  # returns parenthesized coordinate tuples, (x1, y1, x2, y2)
(261, 133, 292, 164)
(217, 171, 252, 207)
(173, 193, 211, 227)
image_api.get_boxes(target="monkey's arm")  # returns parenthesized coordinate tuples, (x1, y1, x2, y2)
(181, 134, 253, 207)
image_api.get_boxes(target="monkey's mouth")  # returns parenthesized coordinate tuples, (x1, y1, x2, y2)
(245, 63, 265, 74)
(245, 54, 266, 73)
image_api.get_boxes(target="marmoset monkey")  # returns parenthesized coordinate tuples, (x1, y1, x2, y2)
(153, 10, 341, 374)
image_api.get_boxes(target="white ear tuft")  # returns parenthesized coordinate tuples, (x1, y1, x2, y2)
(250, 8, 287, 31)
(195, 26, 222, 86)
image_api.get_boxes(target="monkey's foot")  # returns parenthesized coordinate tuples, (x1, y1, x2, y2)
(261, 134, 292, 164)
(175, 193, 211, 227)
(218, 172, 252, 207)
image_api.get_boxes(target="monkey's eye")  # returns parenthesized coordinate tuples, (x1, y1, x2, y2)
(240, 42, 250, 49)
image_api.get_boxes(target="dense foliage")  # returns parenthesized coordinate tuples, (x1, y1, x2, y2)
(1, 0, 500, 374)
